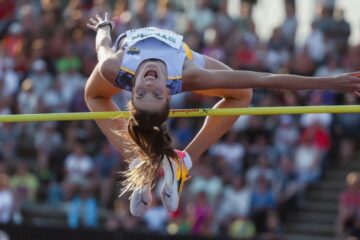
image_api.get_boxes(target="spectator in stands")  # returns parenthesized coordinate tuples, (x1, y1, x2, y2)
(209, 132, 245, 174)
(0, 0, 15, 37)
(337, 172, 360, 238)
(274, 115, 299, 157)
(67, 184, 98, 228)
(171, 118, 194, 149)
(17, 79, 39, 114)
(0, 75, 11, 116)
(2, 22, 24, 60)
(0, 57, 19, 102)
(39, 78, 67, 113)
(188, 191, 214, 236)
(106, 198, 140, 231)
(189, 164, 223, 204)
(234, 0, 255, 34)
(127, 0, 151, 29)
(202, 27, 226, 63)
(335, 94, 360, 164)
(265, 27, 290, 73)
(334, 94, 360, 141)
(56, 47, 85, 107)
(246, 154, 276, 188)
(28, 59, 52, 96)
(10, 162, 39, 204)
(149, 0, 177, 31)
(290, 46, 316, 76)
(94, 143, 120, 207)
(315, 54, 345, 78)
(0, 173, 14, 223)
(63, 142, 94, 200)
(281, 0, 297, 50)
(261, 211, 283, 240)
(143, 196, 169, 233)
(217, 175, 251, 225)
(213, 0, 233, 41)
(0, 123, 17, 163)
(305, 22, 327, 65)
(34, 122, 62, 163)
(228, 216, 256, 240)
(188, 0, 215, 34)
(276, 155, 299, 221)
(251, 176, 277, 233)
(294, 130, 322, 190)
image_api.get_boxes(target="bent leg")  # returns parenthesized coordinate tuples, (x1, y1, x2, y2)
(184, 56, 252, 161)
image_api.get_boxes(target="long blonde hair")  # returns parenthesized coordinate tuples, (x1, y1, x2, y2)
(119, 100, 180, 195)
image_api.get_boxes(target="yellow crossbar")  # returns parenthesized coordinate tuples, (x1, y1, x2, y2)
(0, 105, 359, 123)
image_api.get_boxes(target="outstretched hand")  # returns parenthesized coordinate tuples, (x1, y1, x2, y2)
(332, 72, 360, 96)
(87, 12, 114, 32)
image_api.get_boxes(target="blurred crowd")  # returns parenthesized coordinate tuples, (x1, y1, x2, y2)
(0, 0, 360, 239)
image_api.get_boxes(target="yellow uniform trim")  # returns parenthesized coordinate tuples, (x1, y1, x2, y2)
(168, 75, 182, 80)
(120, 66, 136, 75)
(182, 43, 193, 60)
(176, 160, 189, 193)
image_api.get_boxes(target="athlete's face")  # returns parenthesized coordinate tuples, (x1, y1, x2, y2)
(132, 60, 170, 111)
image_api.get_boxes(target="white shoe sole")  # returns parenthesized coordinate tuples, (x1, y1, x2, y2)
(128, 159, 152, 216)
(129, 185, 151, 216)
(161, 156, 179, 212)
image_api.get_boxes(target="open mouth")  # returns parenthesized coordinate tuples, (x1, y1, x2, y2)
(144, 70, 158, 79)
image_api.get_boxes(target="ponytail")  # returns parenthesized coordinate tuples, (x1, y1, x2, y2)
(119, 100, 179, 195)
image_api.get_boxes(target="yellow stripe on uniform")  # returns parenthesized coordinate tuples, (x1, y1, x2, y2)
(120, 66, 136, 75)
(168, 75, 182, 80)
(182, 43, 193, 60)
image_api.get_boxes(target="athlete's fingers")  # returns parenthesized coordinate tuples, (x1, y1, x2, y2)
(96, 14, 102, 22)
(104, 12, 110, 21)
(89, 18, 97, 24)
(86, 23, 96, 31)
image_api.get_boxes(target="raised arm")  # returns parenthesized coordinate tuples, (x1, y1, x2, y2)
(84, 63, 126, 153)
(183, 68, 360, 95)
(87, 13, 115, 62)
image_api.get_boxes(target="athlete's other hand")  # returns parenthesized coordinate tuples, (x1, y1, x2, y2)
(87, 12, 114, 32)
(332, 72, 360, 96)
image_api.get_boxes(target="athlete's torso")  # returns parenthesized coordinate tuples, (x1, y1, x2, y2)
(112, 27, 195, 95)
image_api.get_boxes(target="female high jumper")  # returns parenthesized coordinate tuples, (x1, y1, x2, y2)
(85, 13, 360, 216)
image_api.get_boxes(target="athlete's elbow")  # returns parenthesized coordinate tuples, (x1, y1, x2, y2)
(84, 82, 95, 103)
(242, 88, 253, 106)
(224, 88, 252, 105)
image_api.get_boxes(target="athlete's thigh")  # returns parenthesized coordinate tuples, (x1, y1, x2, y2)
(194, 55, 248, 98)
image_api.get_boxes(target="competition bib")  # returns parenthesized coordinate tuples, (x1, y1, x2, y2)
(126, 27, 183, 49)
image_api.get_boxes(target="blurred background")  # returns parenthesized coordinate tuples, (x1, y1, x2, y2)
(0, 0, 360, 240)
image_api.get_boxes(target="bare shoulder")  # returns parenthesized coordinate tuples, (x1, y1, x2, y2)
(202, 55, 232, 70)
(182, 59, 207, 92)
(99, 51, 124, 84)
(182, 61, 211, 92)
(182, 55, 231, 91)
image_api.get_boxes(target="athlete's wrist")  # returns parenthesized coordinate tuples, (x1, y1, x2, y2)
(96, 21, 113, 31)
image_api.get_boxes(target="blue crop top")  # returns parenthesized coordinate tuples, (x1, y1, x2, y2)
(112, 27, 201, 95)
